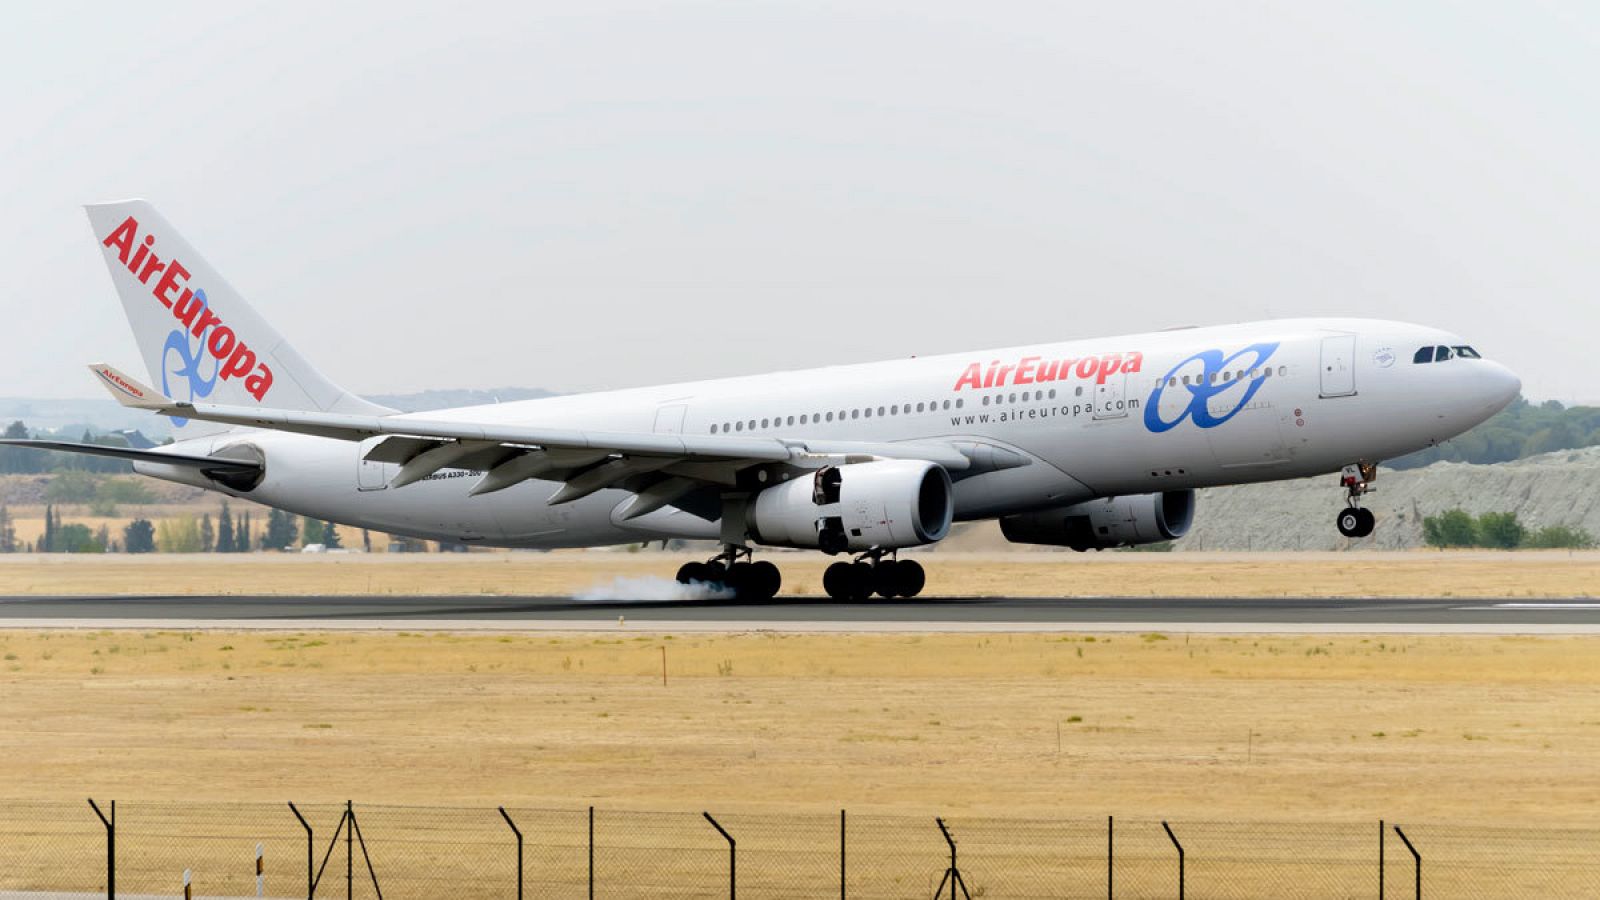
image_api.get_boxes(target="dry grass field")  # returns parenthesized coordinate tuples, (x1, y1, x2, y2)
(0, 628, 1596, 824)
(1, 548, 1599, 597)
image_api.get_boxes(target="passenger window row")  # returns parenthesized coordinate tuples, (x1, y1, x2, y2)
(710, 397, 969, 434)
(706, 385, 1078, 434)
(1414, 345, 1481, 364)
(1164, 366, 1288, 389)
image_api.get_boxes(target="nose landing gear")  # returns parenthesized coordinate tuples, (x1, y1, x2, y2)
(823, 550, 926, 600)
(675, 545, 782, 601)
(1335, 462, 1378, 538)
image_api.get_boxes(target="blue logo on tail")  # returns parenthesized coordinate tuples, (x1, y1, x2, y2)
(159, 289, 217, 428)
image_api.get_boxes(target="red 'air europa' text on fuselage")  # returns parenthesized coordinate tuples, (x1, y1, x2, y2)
(953, 351, 1143, 391)
(101, 217, 274, 401)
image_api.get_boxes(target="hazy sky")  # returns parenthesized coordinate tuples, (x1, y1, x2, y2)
(2, 2, 1597, 402)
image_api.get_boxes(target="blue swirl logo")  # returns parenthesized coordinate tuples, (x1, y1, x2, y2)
(159, 289, 218, 428)
(1144, 342, 1280, 433)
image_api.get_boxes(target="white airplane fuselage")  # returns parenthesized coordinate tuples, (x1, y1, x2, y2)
(139, 316, 1520, 548)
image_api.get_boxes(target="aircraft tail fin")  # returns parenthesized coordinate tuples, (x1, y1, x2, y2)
(84, 200, 392, 438)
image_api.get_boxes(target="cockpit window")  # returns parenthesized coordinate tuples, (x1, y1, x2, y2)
(1415, 344, 1484, 364)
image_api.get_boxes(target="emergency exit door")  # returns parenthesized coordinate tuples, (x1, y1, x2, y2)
(1319, 335, 1357, 398)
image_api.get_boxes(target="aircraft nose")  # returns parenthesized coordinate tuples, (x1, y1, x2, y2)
(1482, 360, 1521, 410)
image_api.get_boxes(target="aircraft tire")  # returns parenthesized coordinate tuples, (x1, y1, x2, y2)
(676, 562, 707, 585)
(897, 559, 926, 598)
(1336, 508, 1363, 538)
(872, 560, 902, 598)
(1355, 508, 1376, 537)
(748, 560, 781, 600)
(846, 562, 875, 601)
(725, 563, 755, 600)
(823, 562, 852, 600)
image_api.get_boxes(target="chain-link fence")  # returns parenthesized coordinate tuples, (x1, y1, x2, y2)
(1, 800, 1596, 898)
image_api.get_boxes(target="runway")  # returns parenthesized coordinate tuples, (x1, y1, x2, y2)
(1, 594, 1599, 633)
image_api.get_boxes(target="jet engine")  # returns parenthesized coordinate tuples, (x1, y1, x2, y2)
(750, 459, 954, 553)
(999, 490, 1195, 550)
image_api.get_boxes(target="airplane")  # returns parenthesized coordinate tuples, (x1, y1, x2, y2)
(4, 200, 1522, 600)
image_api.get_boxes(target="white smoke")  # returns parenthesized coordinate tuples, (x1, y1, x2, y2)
(574, 575, 736, 603)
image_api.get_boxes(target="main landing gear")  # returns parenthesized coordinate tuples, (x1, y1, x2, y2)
(822, 551, 926, 601)
(675, 545, 782, 601)
(1335, 462, 1377, 538)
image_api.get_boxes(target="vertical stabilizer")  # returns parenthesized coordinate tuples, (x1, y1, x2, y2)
(84, 200, 391, 437)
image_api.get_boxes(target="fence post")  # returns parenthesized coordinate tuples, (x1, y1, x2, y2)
(499, 807, 523, 900)
(1162, 821, 1184, 900)
(588, 806, 595, 900)
(1107, 815, 1113, 900)
(1378, 819, 1384, 899)
(288, 803, 313, 899)
(704, 812, 736, 900)
(1393, 825, 1421, 899)
(840, 809, 846, 900)
(87, 798, 113, 900)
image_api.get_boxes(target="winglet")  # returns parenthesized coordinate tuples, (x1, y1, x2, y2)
(87, 363, 173, 411)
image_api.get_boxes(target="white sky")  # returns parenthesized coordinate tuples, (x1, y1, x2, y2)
(2, 2, 1597, 402)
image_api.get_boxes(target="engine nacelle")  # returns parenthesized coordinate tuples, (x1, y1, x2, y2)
(999, 490, 1196, 550)
(750, 459, 954, 553)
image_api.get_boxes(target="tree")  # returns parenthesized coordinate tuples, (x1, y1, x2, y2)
(1476, 512, 1526, 549)
(1523, 524, 1597, 549)
(156, 516, 204, 553)
(1422, 509, 1477, 548)
(45, 472, 99, 503)
(262, 509, 297, 551)
(123, 519, 156, 553)
(322, 521, 342, 550)
(54, 523, 102, 553)
(199, 514, 215, 553)
(41, 504, 56, 553)
(0, 421, 45, 474)
(216, 503, 235, 554)
(301, 518, 325, 546)
(95, 525, 112, 553)
(240, 512, 253, 551)
(0, 506, 14, 553)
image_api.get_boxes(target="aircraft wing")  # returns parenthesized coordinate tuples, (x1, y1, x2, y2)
(89, 363, 973, 515)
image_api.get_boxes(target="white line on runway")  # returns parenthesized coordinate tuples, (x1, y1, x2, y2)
(1454, 603, 1600, 610)
(4, 618, 1600, 635)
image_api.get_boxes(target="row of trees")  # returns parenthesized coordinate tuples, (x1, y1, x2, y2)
(1421, 509, 1595, 549)
(0, 503, 354, 553)
(0, 421, 140, 474)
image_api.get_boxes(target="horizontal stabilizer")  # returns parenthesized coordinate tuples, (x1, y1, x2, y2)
(0, 439, 262, 475)
(87, 363, 172, 411)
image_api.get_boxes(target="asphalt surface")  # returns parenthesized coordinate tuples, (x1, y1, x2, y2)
(0, 594, 1598, 632)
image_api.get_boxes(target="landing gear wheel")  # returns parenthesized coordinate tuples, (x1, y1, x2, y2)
(724, 563, 751, 598)
(823, 562, 852, 600)
(676, 562, 709, 585)
(897, 559, 926, 598)
(872, 560, 903, 599)
(1336, 507, 1376, 538)
(846, 563, 875, 601)
(746, 560, 781, 600)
